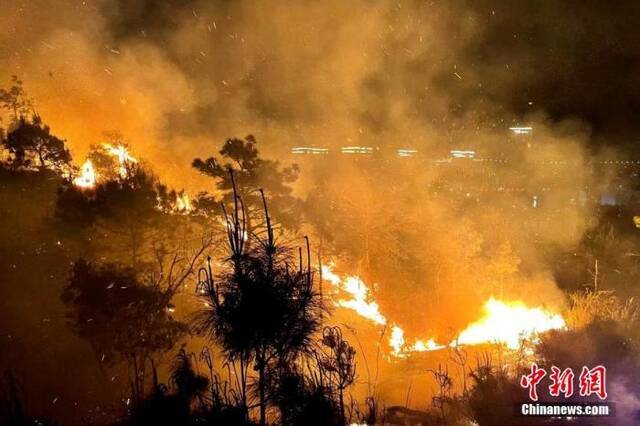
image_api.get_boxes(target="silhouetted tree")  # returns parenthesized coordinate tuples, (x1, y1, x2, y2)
(55, 165, 192, 268)
(127, 383, 190, 426)
(195, 173, 324, 425)
(170, 347, 209, 409)
(317, 326, 356, 423)
(93, 166, 167, 268)
(127, 346, 251, 426)
(0, 372, 57, 426)
(197, 346, 253, 425)
(0, 75, 33, 121)
(62, 260, 188, 405)
(271, 326, 356, 425)
(127, 356, 196, 426)
(3, 115, 71, 172)
(271, 368, 342, 426)
(192, 135, 301, 231)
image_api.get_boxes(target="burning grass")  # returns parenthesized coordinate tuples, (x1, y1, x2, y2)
(322, 264, 566, 358)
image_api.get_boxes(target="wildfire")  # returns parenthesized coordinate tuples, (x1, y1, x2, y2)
(322, 265, 441, 357)
(389, 326, 404, 355)
(389, 326, 445, 358)
(175, 193, 192, 212)
(73, 160, 97, 189)
(73, 144, 138, 189)
(453, 297, 566, 350)
(411, 339, 446, 352)
(322, 264, 387, 325)
(322, 264, 566, 358)
(103, 143, 137, 178)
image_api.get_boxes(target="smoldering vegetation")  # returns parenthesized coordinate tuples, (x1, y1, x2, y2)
(2, 0, 640, 425)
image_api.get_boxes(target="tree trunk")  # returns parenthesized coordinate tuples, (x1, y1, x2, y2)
(240, 356, 248, 421)
(339, 388, 345, 424)
(37, 146, 45, 168)
(258, 354, 267, 426)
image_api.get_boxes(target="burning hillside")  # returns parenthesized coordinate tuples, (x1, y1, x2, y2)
(322, 264, 566, 358)
(3, 1, 640, 424)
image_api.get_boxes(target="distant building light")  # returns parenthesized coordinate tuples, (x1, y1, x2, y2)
(291, 147, 329, 155)
(434, 158, 452, 164)
(450, 150, 476, 159)
(397, 149, 418, 157)
(509, 126, 533, 135)
(341, 146, 374, 154)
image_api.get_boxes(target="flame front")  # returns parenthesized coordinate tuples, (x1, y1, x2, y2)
(389, 326, 445, 358)
(322, 265, 441, 357)
(411, 339, 445, 352)
(322, 265, 387, 325)
(322, 265, 565, 357)
(73, 160, 97, 189)
(453, 296, 566, 349)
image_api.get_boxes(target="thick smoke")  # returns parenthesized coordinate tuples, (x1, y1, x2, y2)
(0, 0, 608, 356)
(2, 0, 638, 414)
(4, 0, 639, 179)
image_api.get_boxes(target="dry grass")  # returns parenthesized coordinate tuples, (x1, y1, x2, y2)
(565, 290, 639, 329)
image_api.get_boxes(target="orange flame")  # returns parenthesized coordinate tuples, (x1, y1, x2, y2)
(103, 143, 137, 178)
(73, 159, 97, 189)
(175, 193, 192, 212)
(322, 264, 566, 358)
(452, 296, 566, 349)
(322, 265, 441, 357)
(322, 264, 386, 325)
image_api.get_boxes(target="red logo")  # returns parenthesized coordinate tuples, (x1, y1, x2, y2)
(520, 365, 607, 401)
(520, 363, 547, 401)
(579, 365, 607, 400)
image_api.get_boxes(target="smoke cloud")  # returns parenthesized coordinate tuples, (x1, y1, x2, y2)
(3, 0, 638, 414)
